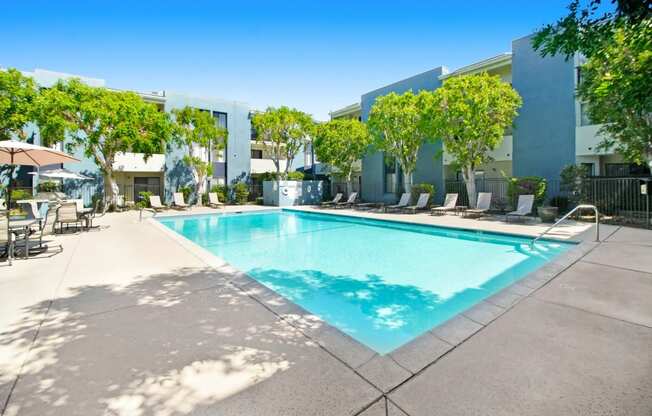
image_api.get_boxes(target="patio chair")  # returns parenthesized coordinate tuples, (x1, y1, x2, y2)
(208, 192, 224, 208)
(19, 200, 43, 229)
(354, 200, 384, 211)
(173, 192, 190, 210)
(505, 195, 535, 222)
(334, 192, 358, 209)
(0, 198, 5, 210)
(320, 193, 342, 208)
(0, 215, 14, 259)
(149, 195, 168, 212)
(463, 192, 492, 218)
(55, 202, 83, 233)
(384, 193, 411, 213)
(82, 199, 105, 229)
(431, 193, 458, 216)
(16, 205, 54, 253)
(402, 193, 431, 214)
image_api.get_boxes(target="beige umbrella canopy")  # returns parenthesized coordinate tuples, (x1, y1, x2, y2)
(1, 140, 80, 265)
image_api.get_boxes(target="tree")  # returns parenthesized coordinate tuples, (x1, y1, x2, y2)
(34, 78, 174, 205)
(171, 107, 227, 205)
(0, 68, 37, 141)
(428, 73, 521, 208)
(313, 119, 371, 194)
(367, 91, 438, 193)
(533, 0, 652, 166)
(251, 106, 314, 178)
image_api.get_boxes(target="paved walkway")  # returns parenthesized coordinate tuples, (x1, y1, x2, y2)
(1, 207, 650, 415)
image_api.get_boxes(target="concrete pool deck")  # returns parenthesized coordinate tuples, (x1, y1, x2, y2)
(1, 206, 651, 415)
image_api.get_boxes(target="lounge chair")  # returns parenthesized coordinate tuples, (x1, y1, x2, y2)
(431, 193, 458, 215)
(354, 201, 384, 211)
(208, 192, 225, 208)
(173, 192, 190, 210)
(334, 192, 358, 209)
(149, 195, 168, 212)
(384, 193, 411, 213)
(463, 192, 492, 218)
(506, 194, 535, 222)
(321, 193, 342, 208)
(402, 193, 431, 214)
(55, 202, 83, 233)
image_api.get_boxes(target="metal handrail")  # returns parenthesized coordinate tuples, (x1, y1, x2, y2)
(531, 204, 599, 245)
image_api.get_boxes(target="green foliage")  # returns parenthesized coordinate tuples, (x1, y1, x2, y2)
(533, 1, 652, 165)
(210, 184, 228, 203)
(560, 164, 589, 204)
(11, 188, 31, 201)
(37, 180, 60, 192)
(410, 183, 435, 206)
(231, 182, 249, 205)
(251, 106, 314, 176)
(0, 68, 37, 141)
(507, 176, 547, 207)
(429, 73, 521, 173)
(367, 90, 439, 189)
(136, 191, 153, 209)
(177, 185, 193, 204)
(33, 78, 175, 202)
(313, 119, 371, 182)
(287, 171, 305, 181)
(172, 106, 227, 202)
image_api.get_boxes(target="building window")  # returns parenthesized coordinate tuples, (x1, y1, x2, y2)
(251, 149, 263, 159)
(250, 125, 258, 141)
(580, 102, 594, 126)
(384, 157, 396, 194)
(212, 111, 228, 179)
(581, 162, 595, 176)
(605, 163, 651, 177)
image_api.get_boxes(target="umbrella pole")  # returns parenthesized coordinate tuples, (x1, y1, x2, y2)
(6, 152, 14, 266)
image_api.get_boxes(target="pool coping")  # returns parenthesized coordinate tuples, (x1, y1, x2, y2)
(147, 211, 598, 394)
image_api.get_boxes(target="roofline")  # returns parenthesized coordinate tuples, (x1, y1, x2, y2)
(329, 102, 361, 119)
(363, 66, 449, 98)
(439, 53, 512, 80)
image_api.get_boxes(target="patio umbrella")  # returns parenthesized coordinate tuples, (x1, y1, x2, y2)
(34, 168, 92, 181)
(0, 140, 79, 264)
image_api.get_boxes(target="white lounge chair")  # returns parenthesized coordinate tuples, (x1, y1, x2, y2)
(208, 192, 224, 208)
(463, 192, 492, 217)
(335, 192, 358, 208)
(149, 195, 168, 212)
(431, 193, 458, 215)
(384, 193, 411, 213)
(506, 194, 535, 222)
(321, 193, 343, 208)
(402, 193, 431, 214)
(173, 192, 190, 210)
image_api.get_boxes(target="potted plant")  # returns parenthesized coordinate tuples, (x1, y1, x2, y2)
(537, 201, 559, 223)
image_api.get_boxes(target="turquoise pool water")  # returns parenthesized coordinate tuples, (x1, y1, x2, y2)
(159, 210, 572, 354)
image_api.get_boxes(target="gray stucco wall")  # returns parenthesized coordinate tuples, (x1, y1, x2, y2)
(163, 93, 251, 203)
(511, 35, 577, 184)
(360, 67, 448, 203)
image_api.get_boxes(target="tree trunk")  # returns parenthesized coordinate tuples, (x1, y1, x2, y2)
(463, 166, 477, 209)
(346, 171, 353, 197)
(403, 171, 413, 194)
(104, 169, 119, 207)
(195, 174, 205, 207)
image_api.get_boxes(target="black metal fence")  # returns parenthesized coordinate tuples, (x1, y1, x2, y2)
(445, 176, 651, 227)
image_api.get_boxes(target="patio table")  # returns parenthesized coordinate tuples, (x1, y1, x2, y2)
(9, 218, 37, 259)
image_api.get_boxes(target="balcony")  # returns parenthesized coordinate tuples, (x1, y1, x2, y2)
(251, 158, 288, 174)
(576, 125, 611, 156)
(113, 152, 165, 173)
(443, 135, 512, 165)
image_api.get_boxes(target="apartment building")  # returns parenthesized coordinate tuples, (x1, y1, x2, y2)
(11, 68, 285, 205)
(330, 33, 644, 203)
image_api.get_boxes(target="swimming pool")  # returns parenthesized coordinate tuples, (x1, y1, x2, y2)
(159, 210, 573, 354)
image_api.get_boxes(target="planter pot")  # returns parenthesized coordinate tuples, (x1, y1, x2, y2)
(537, 206, 559, 223)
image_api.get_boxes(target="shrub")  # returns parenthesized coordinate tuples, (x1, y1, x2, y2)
(231, 182, 249, 205)
(560, 164, 589, 204)
(287, 171, 305, 181)
(410, 183, 435, 206)
(210, 184, 228, 203)
(37, 180, 60, 192)
(177, 185, 193, 204)
(507, 176, 547, 208)
(549, 196, 570, 213)
(136, 191, 152, 209)
(10, 189, 31, 201)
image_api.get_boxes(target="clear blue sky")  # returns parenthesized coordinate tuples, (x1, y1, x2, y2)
(1, 1, 574, 120)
